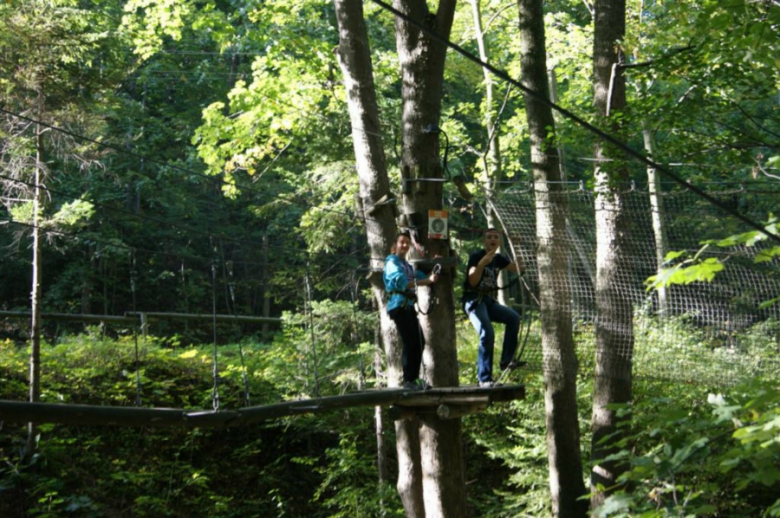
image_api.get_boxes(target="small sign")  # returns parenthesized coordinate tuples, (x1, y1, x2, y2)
(428, 210, 449, 240)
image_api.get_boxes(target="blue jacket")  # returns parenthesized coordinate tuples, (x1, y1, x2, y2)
(384, 254, 427, 312)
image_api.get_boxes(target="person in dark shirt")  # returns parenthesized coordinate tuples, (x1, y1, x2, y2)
(462, 229, 524, 387)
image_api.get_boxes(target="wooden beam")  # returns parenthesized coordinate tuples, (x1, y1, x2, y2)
(436, 403, 489, 419)
(125, 312, 282, 325)
(0, 385, 525, 428)
(0, 311, 137, 324)
(0, 311, 282, 326)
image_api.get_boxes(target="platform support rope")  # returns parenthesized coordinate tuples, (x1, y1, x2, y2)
(210, 241, 220, 411)
(226, 258, 251, 406)
(350, 271, 366, 391)
(130, 251, 143, 406)
(305, 263, 322, 399)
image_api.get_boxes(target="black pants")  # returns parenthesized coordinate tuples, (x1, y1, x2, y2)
(389, 305, 425, 383)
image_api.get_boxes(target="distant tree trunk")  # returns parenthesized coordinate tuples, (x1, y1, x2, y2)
(518, 1, 588, 516)
(591, 0, 634, 511)
(392, 1, 465, 516)
(470, 0, 511, 306)
(27, 100, 44, 457)
(642, 123, 667, 315)
(332, 0, 424, 514)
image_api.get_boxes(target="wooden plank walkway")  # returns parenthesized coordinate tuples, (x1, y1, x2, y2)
(0, 385, 525, 428)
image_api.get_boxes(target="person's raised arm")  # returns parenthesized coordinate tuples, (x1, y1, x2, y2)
(468, 249, 497, 287)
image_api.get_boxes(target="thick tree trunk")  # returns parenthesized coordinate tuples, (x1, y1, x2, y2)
(332, 0, 425, 514)
(392, 1, 465, 516)
(591, 0, 633, 511)
(518, 1, 588, 516)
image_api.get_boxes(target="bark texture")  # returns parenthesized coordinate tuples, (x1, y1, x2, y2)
(333, 1, 425, 514)
(591, 0, 634, 511)
(517, 1, 588, 516)
(642, 124, 668, 314)
(470, 0, 511, 305)
(393, 1, 466, 516)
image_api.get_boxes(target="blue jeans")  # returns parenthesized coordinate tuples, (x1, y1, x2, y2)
(464, 297, 520, 382)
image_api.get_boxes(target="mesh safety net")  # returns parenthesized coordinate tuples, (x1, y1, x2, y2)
(485, 181, 779, 385)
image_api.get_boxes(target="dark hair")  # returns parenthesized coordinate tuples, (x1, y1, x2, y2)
(390, 232, 412, 254)
(484, 228, 501, 236)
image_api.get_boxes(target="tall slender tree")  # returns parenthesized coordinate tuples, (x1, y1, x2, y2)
(517, 0, 588, 516)
(392, 1, 467, 515)
(590, 0, 634, 511)
(332, 0, 425, 514)
(469, 0, 512, 305)
(0, 0, 122, 456)
(335, 0, 467, 514)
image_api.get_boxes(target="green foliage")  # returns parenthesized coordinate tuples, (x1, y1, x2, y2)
(315, 432, 404, 517)
(7, 201, 34, 224)
(646, 215, 779, 307)
(0, 306, 388, 517)
(595, 378, 780, 518)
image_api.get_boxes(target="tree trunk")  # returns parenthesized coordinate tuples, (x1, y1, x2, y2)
(591, 0, 633, 511)
(642, 123, 667, 315)
(518, 1, 588, 516)
(332, 0, 425, 514)
(470, 0, 511, 306)
(372, 307, 391, 510)
(392, 1, 466, 516)
(27, 110, 44, 457)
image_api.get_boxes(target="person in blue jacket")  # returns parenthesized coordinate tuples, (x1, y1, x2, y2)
(463, 228, 524, 387)
(384, 232, 439, 391)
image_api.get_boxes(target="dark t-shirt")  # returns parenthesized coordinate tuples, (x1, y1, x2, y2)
(462, 250, 511, 302)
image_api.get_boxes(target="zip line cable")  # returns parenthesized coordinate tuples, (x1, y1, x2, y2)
(366, 0, 780, 246)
